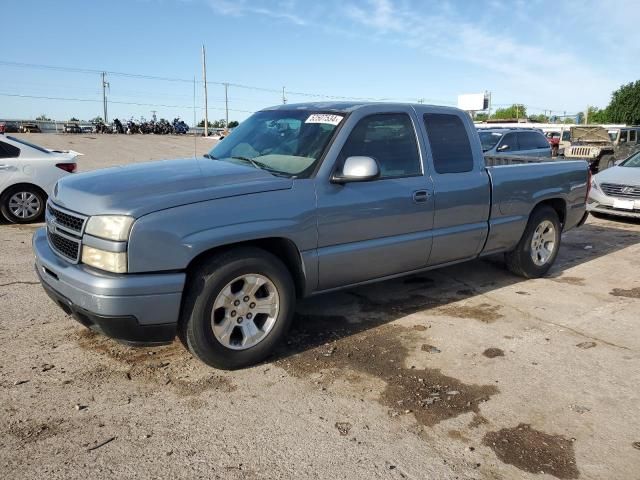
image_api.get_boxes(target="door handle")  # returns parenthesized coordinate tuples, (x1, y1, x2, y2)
(412, 190, 430, 203)
(0, 165, 13, 170)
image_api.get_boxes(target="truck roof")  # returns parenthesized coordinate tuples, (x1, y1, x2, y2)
(261, 101, 461, 114)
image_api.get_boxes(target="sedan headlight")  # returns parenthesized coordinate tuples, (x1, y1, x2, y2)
(590, 178, 600, 192)
(81, 246, 127, 273)
(85, 215, 134, 241)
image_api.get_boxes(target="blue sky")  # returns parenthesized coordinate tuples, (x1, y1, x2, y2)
(1, 0, 638, 123)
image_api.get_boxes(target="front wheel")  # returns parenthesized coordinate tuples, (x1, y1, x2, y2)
(180, 247, 295, 369)
(598, 155, 615, 172)
(1, 185, 46, 223)
(505, 205, 561, 278)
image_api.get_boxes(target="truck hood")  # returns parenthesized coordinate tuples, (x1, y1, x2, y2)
(51, 157, 293, 217)
(570, 126, 612, 144)
(595, 165, 640, 186)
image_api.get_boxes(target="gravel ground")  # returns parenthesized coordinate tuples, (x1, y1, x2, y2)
(1, 134, 640, 479)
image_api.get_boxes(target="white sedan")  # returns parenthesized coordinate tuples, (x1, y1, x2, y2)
(0, 135, 79, 223)
(588, 151, 640, 219)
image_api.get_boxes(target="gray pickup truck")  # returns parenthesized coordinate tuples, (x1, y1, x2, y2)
(34, 103, 590, 369)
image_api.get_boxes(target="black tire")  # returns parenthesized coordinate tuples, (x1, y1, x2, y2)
(598, 155, 615, 172)
(505, 205, 561, 278)
(179, 247, 295, 369)
(0, 185, 46, 224)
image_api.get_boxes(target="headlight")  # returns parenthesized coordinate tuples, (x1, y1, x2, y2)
(81, 246, 127, 273)
(590, 178, 600, 191)
(85, 215, 134, 241)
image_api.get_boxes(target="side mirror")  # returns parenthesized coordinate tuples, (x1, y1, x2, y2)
(331, 156, 380, 184)
(497, 144, 509, 152)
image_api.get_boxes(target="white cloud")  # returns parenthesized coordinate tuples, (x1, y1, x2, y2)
(202, 0, 640, 111)
(206, 0, 307, 25)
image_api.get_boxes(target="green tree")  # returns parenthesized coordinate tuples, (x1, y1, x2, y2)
(35, 114, 51, 121)
(90, 116, 103, 124)
(228, 120, 239, 128)
(69, 117, 79, 122)
(606, 80, 640, 124)
(528, 114, 549, 123)
(474, 113, 489, 122)
(586, 106, 608, 124)
(493, 104, 527, 120)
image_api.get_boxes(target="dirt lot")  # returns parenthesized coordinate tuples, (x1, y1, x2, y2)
(1, 134, 639, 479)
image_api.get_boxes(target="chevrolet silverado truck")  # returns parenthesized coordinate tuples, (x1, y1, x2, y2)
(33, 103, 590, 369)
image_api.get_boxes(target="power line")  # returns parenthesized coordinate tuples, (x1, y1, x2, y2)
(0, 59, 452, 105)
(0, 92, 255, 113)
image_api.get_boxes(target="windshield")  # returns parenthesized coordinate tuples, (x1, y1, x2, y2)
(621, 151, 640, 167)
(6, 136, 50, 154)
(208, 110, 344, 177)
(478, 131, 503, 152)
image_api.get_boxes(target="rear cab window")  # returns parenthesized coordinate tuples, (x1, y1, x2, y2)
(423, 113, 473, 173)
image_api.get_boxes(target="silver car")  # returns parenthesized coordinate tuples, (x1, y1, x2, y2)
(588, 151, 640, 219)
(478, 128, 551, 157)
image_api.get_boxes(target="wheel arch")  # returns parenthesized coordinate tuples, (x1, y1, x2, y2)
(0, 182, 48, 202)
(184, 237, 307, 299)
(531, 197, 566, 229)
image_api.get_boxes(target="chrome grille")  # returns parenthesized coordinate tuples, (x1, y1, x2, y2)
(47, 203, 86, 234)
(46, 202, 86, 263)
(600, 183, 640, 199)
(47, 229, 80, 262)
(567, 147, 593, 157)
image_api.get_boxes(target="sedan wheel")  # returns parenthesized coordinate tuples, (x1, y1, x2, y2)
(1, 186, 46, 223)
(9, 191, 42, 220)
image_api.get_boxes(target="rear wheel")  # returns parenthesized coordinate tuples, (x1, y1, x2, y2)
(179, 247, 295, 369)
(1, 185, 46, 223)
(505, 205, 561, 278)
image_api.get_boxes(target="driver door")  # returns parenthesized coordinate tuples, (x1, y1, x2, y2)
(314, 109, 434, 290)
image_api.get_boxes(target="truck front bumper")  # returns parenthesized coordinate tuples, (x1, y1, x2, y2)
(33, 228, 186, 346)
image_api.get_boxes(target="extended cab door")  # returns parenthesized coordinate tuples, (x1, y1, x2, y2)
(314, 106, 434, 290)
(419, 109, 491, 266)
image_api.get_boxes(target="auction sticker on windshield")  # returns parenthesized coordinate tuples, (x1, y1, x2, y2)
(305, 114, 344, 125)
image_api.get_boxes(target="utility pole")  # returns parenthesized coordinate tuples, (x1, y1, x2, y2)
(282, 86, 287, 104)
(417, 98, 424, 104)
(202, 45, 209, 137)
(585, 105, 589, 125)
(101, 72, 109, 124)
(151, 110, 157, 122)
(224, 83, 229, 131)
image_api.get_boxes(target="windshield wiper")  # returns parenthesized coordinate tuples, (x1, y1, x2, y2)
(203, 153, 217, 159)
(231, 155, 262, 169)
(230, 156, 290, 177)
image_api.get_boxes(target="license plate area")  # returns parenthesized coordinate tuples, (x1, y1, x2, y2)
(613, 199, 635, 210)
